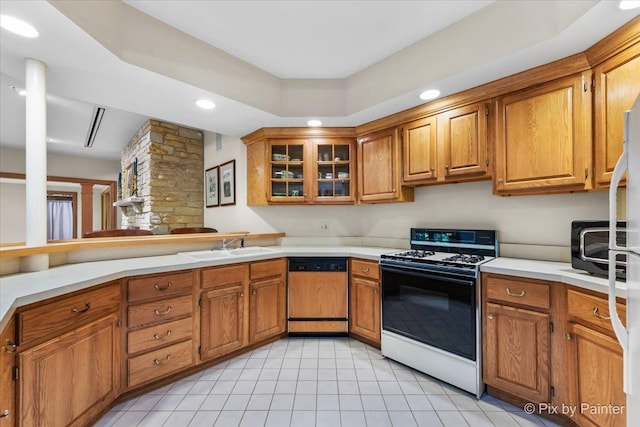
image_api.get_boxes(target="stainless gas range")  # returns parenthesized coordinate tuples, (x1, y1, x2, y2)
(380, 228, 498, 398)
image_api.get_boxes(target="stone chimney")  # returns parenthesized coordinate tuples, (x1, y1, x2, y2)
(120, 120, 204, 234)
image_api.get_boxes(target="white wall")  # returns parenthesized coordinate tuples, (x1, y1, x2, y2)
(204, 133, 611, 260)
(0, 147, 121, 243)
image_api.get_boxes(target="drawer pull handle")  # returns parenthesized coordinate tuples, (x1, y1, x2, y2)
(360, 267, 370, 273)
(71, 302, 91, 313)
(0, 410, 9, 418)
(2, 340, 16, 353)
(593, 307, 611, 320)
(154, 355, 172, 366)
(487, 313, 494, 320)
(154, 306, 172, 316)
(153, 330, 172, 340)
(154, 282, 172, 291)
(505, 288, 526, 297)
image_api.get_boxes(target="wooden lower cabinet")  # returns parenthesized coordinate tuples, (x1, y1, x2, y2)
(249, 275, 285, 343)
(18, 314, 121, 427)
(484, 302, 550, 403)
(567, 323, 625, 427)
(349, 259, 381, 347)
(200, 284, 246, 361)
(0, 317, 15, 425)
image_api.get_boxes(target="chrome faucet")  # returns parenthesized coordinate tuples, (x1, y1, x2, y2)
(221, 237, 244, 250)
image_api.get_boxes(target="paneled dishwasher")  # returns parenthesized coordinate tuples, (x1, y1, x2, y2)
(287, 258, 348, 335)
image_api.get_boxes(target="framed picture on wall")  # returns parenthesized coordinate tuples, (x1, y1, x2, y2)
(205, 166, 219, 208)
(219, 160, 236, 206)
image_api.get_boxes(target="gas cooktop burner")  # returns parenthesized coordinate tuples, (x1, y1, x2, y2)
(397, 250, 436, 258)
(442, 254, 485, 263)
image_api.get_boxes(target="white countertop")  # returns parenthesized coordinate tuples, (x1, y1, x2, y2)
(0, 246, 395, 331)
(481, 257, 626, 297)
(0, 247, 626, 331)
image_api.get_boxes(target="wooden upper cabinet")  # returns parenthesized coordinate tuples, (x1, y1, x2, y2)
(593, 47, 640, 187)
(494, 72, 592, 194)
(440, 102, 490, 180)
(242, 128, 357, 205)
(402, 116, 437, 183)
(357, 127, 413, 203)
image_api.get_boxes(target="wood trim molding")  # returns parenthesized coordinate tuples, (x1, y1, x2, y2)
(242, 127, 356, 145)
(0, 172, 116, 187)
(586, 16, 640, 67)
(0, 232, 285, 258)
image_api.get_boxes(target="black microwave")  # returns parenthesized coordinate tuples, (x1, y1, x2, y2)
(571, 220, 626, 280)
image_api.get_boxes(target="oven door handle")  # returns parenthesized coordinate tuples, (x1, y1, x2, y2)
(381, 265, 474, 286)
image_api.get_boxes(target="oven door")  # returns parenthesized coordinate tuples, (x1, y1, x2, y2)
(381, 265, 476, 361)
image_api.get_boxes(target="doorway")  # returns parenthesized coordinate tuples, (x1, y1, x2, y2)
(46, 191, 77, 240)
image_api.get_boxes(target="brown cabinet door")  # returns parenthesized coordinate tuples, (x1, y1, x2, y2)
(440, 102, 489, 179)
(484, 302, 550, 403)
(567, 323, 625, 427)
(268, 139, 309, 203)
(18, 314, 121, 427)
(594, 49, 640, 188)
(494, 72, 591, 194)
(250, 276, 285, 343)
(0, 317, 15, 426)
(200, 284, 245, 361)
(357, 128, 411, 202)
(311, 139, 356, 204)
(402, 116, 437, 183)
(349, 276, 380, 346)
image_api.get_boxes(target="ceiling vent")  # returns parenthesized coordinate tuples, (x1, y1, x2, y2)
(85, 106, 105, 147)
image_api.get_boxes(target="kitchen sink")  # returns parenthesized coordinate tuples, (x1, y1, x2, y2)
(178, 246, 276, 261)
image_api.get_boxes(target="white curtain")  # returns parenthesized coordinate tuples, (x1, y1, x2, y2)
(47, 199, 73, 240)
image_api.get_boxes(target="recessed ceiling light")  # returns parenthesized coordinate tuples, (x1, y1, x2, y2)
(195, 99, 215, 110)
(619, 0, 640, 9)
(0, 15, 39, 38)
(419, 89, 441, 101)
(307, 120, 322, 127)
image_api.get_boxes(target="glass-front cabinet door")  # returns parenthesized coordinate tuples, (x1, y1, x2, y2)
(268, 140, 307, 203)
(312, 139, 355, 204)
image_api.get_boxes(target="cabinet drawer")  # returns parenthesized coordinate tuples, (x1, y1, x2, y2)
(128, 271, 193, 303)
(128, 295, 193, 329)
(251, 258, 286, 280)
(128, 340, 193, 388)
(485, 276, 549, 309)
(351, 259, 379, 280)
(18, 283, 121, 345)
(127, 317, 192, 355)
(202, 264, 247, 290)
(568, 289, 626, 334)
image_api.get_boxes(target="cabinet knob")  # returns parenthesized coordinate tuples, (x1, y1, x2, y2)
(444, 165, 449, 170)
(2, 340, 16, 353)
(0, 410, 9, 418)
(487, 313, 494, 320)
(373, 288, 378, 294)
(252, 289, 257, 295)
(430, 168, 435, 173)
(154, 282, 172, 291)
(392, 189, 396, 193)
(497, 178, 504, 184)
(71, 302, 91, 314)
(565, 333, 572, 341)
(240, 292, 244, 297)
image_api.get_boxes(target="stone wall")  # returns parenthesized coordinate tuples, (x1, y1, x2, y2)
(120, 120, 204, 233)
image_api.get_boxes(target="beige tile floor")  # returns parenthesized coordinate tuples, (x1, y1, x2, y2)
(95, 337, 560, 427)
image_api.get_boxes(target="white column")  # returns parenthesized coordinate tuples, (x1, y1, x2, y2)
(22, 58, 49, 271)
